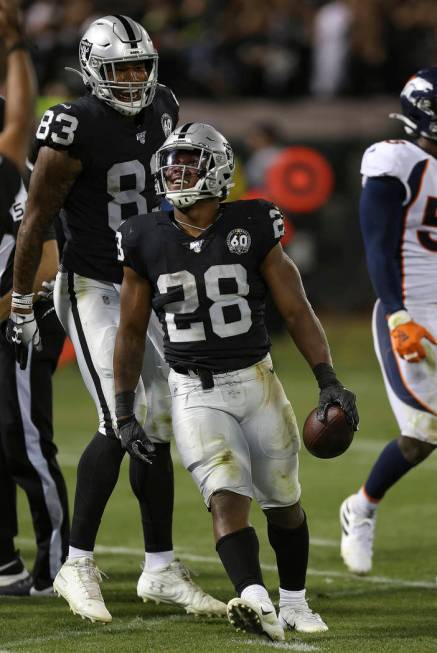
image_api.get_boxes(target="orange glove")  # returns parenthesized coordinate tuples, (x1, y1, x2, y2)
(388, 310, 437, 362)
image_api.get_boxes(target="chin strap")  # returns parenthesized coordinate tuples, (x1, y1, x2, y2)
(65, 66, 86, 81)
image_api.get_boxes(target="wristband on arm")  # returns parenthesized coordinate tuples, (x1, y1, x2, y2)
(312, 362, 341, 389)
(115, 390, 135, 423)
(11, 292, 34, 311)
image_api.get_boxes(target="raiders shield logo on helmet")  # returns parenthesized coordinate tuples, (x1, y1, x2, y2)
(161, 113, 173, 137)
(80, 39, 92, 67)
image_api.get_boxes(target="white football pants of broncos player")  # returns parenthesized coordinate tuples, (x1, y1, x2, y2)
(168, 354, 301, 508)
(54, 271, 171, 441)
(373, 299, 437, 443)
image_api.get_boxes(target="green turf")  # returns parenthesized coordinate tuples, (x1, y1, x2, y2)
(1, 317, 436, 652)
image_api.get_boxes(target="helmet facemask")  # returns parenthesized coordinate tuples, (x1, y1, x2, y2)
(153, 124, 235, 210)
(156, 147, 215, 209)
(89, 55, 158, 116)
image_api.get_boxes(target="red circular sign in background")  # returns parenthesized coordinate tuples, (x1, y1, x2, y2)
(266, 146, 334, 213)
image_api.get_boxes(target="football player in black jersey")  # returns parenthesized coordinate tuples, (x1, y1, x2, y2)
(0, 0, 69, 597)
(8, 16, 224, 622)
(114, 123, 359, 641)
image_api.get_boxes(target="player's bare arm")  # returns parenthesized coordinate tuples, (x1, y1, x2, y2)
(113, 265, 151, 392)
(261, 242, 331, 368)
(0, 0, 37, 173)
(0, 239, 58, 322)
(114, 265, 152, 398)
(261, 242, 359, 430)
(113, 265, 155, 464)
(13, 147, 82, 297)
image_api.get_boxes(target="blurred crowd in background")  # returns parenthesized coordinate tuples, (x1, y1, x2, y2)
(21, 0, 437, 99)
(13, 0, 437, 314)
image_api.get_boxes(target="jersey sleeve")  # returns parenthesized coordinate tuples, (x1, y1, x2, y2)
(0, 156, 21, 228)
(118, 219, 148, 279)
(255, 201, 285, 260)
(361, 141, 425, 206)
(359, 177, 405, 313)
(34, 103, 89, 165)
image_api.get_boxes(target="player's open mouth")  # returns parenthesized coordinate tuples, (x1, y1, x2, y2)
(170, 178, 193, 188)
(116, 91, 142, 102)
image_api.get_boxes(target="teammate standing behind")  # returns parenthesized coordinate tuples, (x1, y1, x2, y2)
(340, 69, 437, 574)
(114, 123, 359, 641)
(0, 0, 69, 595)
(7, 15, 224, 622)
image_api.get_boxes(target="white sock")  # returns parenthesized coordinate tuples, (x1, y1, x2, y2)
(240, 584, 271, 604)
(353, 488, 378, 515)
(68, 546, 94, 561)
(144, 550, 174, 572)
(279, 587, 306, 608)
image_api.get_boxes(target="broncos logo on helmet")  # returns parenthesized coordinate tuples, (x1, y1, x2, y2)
(390, 68, 437, 141)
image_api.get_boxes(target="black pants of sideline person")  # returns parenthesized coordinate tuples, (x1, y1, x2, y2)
(0, 307, 69, 590)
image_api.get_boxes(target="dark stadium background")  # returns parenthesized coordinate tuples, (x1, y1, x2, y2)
(7, 0, 436, 318)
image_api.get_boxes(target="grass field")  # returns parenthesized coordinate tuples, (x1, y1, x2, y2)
(1, 317, 437, 653)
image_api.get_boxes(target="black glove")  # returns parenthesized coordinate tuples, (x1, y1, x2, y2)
(6, 311, 42, 370)
(317, 384, 359, 431)
(117, 415, 155, 464)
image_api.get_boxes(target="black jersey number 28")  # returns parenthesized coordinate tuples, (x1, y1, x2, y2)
(157, 265, 252, 341)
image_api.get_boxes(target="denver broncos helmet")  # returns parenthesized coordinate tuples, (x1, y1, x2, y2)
(390, 68, 437, 141)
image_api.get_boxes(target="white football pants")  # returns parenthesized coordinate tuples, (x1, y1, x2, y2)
(54, 270, 172, 442)
(373, 299, 437, 443)
(168, 354, 301, 509)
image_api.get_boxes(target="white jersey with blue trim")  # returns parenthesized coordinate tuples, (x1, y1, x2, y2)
(361, 139, 437, 308)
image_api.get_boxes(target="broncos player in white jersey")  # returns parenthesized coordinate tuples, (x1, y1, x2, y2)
(340, 68, 437, 574)
(7, 15, 225, 622)
(114, 123, 358, 641)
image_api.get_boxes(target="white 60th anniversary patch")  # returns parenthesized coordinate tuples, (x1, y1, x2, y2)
(226, 228, 251, 254)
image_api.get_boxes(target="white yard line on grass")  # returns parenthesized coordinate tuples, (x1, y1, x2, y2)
(16, 538, 435, 590)
(236, 640, 320, 651)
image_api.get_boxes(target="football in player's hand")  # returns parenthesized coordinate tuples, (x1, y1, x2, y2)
(303, 404, 354, 459)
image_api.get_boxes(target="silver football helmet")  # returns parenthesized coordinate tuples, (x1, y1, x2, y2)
(70, 15, 158, 116)
(152, 123, 235, 209)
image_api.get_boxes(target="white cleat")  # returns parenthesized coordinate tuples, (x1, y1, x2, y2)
(29, 584, 55, 597)
(279, 600, 328, 633)
(0, 556, 30, 588)
(227, 597, 285, 641)
(340, 494, 376, 575)
(137, 559, 227, 616)
(53, 557, 112, 624)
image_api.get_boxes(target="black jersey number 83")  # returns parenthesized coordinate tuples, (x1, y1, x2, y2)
(37, 111, 151, 240)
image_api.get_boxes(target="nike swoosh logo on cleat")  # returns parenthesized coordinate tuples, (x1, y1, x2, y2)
(261, 608, 273, 615)
(0, 559, 17, 572)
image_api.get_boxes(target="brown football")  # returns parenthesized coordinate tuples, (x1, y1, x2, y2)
(303, 404, 354, 459)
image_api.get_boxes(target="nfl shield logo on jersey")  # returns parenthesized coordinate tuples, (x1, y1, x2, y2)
(161, 113, 173, 137)
(226, 228, 251, 255)
(189, 240, 204, 254)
